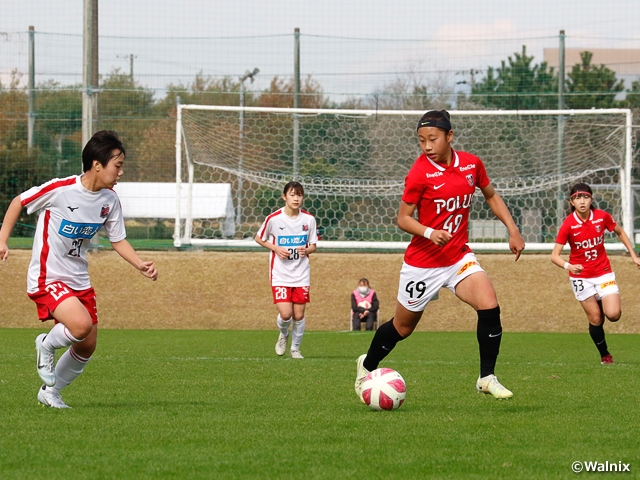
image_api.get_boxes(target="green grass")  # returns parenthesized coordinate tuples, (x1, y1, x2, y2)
(0, 330, 638, 479)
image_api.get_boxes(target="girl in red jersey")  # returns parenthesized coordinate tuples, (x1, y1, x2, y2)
(0, 131, 158, 408)
(255, 181, 318, 359)
(551, 183, 640, 364)
(354, 110, 525, 400)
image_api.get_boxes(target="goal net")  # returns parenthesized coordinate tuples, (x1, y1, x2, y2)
(174, 106, 633, 250)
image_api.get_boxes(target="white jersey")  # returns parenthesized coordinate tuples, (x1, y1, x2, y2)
(257, 207, 318, 286)
(21, 175, 127, 293)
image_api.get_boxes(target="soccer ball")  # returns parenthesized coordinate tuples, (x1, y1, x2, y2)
(361, 368, 406, 411)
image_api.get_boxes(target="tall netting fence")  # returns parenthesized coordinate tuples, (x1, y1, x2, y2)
(176, 106, 632, 249)
(1, 29, 640, 246)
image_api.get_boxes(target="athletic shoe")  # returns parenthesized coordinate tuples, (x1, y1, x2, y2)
(37, 385, 70, 409)
(476, 374, 513, 399)
(601, 354, 614, 365)
(354, 354, 369, 403)
(290, 349, 304, 359)
(35, 334, 56, 387)
(275, 333, 288, 356)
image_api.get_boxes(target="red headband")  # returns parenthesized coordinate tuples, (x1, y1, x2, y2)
(570, 191, 592, 200)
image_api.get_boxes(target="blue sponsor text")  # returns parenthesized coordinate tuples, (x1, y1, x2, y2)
(277, 234, 308, 246)
(59, 219, 102, 239)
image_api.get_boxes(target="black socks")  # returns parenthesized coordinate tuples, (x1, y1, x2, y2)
(589, 323, 609, 357)
(477, 306, 502, 378)
(363, 319, 404, 371)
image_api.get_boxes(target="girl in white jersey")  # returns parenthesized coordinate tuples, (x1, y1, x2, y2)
(551, 183, 640, 365)
(354, 110, 525, 401)
(255, 182, 318, 359)
(0, 130, 158, 408)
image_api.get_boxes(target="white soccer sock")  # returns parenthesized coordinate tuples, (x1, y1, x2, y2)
(291, 318, 306, 351)
(277, 315, 292, 336)
(43, 323, 83, 351)
(51, 348, 91, 393)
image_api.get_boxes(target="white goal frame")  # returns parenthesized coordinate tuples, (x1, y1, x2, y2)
(174, 105, 633, 251)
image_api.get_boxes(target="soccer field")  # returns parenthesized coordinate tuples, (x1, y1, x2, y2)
(0, 329, 638, 479)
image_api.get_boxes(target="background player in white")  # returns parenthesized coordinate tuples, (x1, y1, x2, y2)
(551, 183, 640, 364)
(354, 110, 525, 401)
(255, 181, 318, 359)
(0, 130, 158, 408)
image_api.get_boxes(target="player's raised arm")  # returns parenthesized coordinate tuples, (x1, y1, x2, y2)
(481, 183, 525, 260)
(0, 196, 24, 261)
(110, 239, 158, 281)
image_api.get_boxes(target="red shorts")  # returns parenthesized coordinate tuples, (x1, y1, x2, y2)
(271, 286, 310, 304)
(27, 281, 98, 324)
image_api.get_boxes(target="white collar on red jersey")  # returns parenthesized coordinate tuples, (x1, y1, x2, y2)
(427, 149, 459, 171)
(572, 209, 593, 224)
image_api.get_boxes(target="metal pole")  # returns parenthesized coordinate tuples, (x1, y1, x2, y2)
(129, 54, 134, 82)
(293, 28, 300, 180)
(622, 110, 634, 243)
(27, 26, 35, 154)
(82, 0, 98, 150)
(238, 80, 244, 227)
(556, 30, 565, 230)
(174, 96, 182, 247)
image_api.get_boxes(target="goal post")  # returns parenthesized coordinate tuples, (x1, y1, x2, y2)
(174, 105, 633, 251)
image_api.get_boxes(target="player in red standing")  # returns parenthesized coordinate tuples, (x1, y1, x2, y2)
(0, 130, 158, 408)
(255, 181, 318, 359)
(354, 110, 525, 400)
(551, 183, 640, 364)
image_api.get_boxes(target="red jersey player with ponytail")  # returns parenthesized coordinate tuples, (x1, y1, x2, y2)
(354, 110, 525, 401)
(551, 183, 640, 365)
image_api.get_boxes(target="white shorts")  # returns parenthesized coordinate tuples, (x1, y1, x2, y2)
(397, 252, 485, 312)
(569, 272, 619, 302)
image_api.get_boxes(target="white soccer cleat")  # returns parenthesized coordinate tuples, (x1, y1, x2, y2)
(275, 333, 288, 356)
(354, 354, 370, 403)
(290, 349, 304, 359)
(35, 334, 56, 387)
(476, 374, 513, 399)
(37, 385, 70, 409)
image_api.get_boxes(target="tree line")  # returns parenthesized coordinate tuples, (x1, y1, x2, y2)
(1, 47, 639, 232)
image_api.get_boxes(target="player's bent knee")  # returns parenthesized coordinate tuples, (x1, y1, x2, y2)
(68, 321, 92, 340)
(606, 311, 621, 322)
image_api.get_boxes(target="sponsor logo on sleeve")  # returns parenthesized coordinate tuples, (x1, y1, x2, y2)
(59, 219, 102, 239)
(277, 234, 308, 246)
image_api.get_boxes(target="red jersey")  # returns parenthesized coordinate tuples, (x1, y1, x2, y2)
(402, 149, 490, 268)
(555, 209, 616, 278)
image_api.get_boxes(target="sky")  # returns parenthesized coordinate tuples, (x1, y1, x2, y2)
(2, 0, 640, 98)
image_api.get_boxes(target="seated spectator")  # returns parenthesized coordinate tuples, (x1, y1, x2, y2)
(351, 278, 379, 331)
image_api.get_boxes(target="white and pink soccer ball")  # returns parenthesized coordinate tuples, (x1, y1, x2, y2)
(361, 368, 406, 411)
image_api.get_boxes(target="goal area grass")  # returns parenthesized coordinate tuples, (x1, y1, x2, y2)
(1, 329, 638, 479)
